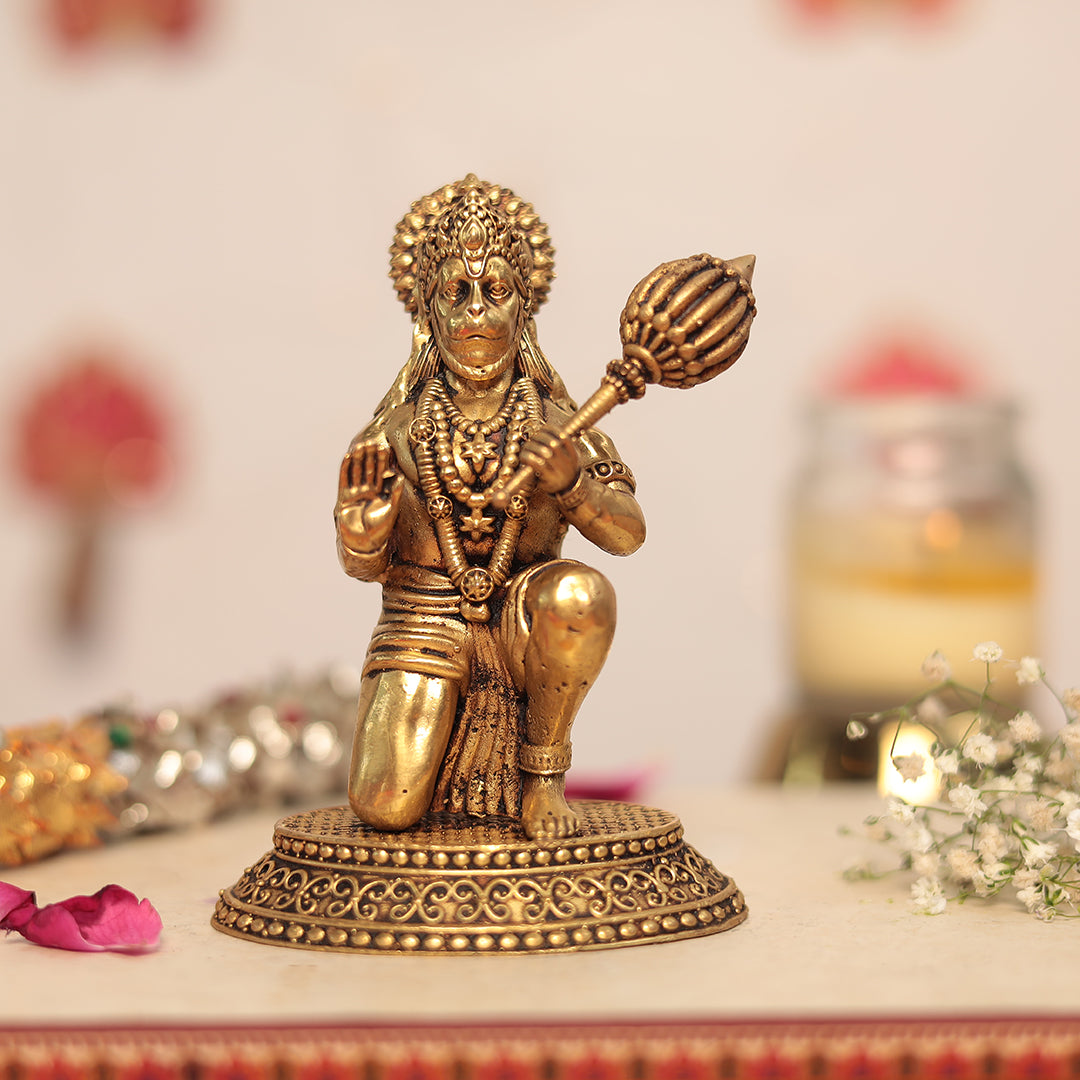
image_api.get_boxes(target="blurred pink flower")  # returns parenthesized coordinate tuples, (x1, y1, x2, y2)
(565, 768, 653, 803)
(0, 881, 161, 953)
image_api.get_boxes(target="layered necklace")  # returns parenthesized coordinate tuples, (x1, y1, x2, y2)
(410, 373, 544, 622)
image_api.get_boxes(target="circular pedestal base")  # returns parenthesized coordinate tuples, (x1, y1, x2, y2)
(212, 801, 746, 954)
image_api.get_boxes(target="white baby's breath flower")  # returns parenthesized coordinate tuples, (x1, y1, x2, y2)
(1065, 808, 1080, 849)
(948, 784, 987, 820)
(846, 718, 868, 741)
(1024, 798, 1058, 832)
(1015, 753, 1042, 777)
(979, 859, 1010, 885)
(1008, 711, 1041, 743)
(892, 812, 934, 855)
(1015, 657, 1044, 685)
(1022, 839, 1057, 867)
(1014, 870, 1047, 913)
(916, 695, 947, 725)
(1045, 756, 1077, 785)
(935, 749, 960, 775)
(1060, 724, 1080, 759)
(845, 654, 1080, 920)
(1013, 868, 1040, 890)
(912, 851, 941, 878)
(908, 823, 934, 854)
(910, 876, 947, 915)
(946, 847, 980, 881)
(1016, 885, 1042, 912)
(892, 753, 926, 782)
(963, 733, 997, 766)
(921, 651, 951, 682)
(1013, 772, 1036, 795)
(976, 824, 1009, 860)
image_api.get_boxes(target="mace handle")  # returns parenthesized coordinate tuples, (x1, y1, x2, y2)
(492, 378, 625, 508)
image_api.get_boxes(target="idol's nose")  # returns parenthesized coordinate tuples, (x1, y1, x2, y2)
(466, 280, 485, 318)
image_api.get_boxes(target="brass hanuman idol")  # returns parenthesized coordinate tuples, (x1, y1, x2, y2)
(213, 176, 756, 953)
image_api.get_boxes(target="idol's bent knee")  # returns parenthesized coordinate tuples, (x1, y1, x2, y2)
(530, 564, 616, 635)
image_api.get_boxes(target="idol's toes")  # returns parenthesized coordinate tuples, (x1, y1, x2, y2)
(521, 773, 579, 840)
(555, 810, 579, 839)
(522, 813, 550, 841)
(525, 817, 569, 841)
(521, 803, 578, 840)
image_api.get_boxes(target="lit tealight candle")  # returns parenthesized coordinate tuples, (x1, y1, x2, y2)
(877, 721, 941, 804)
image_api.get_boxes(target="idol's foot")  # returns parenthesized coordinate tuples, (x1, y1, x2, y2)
(521, 773, 579, 840)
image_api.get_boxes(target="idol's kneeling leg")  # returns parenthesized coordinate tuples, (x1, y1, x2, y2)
(348, 669, 458, 831)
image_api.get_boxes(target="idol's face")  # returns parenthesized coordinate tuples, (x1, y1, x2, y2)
(429, 256, 523, 383)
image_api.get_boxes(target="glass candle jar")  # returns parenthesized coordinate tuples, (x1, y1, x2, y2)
(785, 394, 1037, 780)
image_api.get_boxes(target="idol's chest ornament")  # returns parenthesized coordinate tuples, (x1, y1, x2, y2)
(410, 374, 542, 622)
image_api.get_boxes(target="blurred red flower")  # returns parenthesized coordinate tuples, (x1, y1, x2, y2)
(16, 352, 171, 510)
(47, 0, 204, 48)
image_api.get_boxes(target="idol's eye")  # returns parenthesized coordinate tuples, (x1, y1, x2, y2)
(487, 282, 511, 302)
(442, 279, 467, 303)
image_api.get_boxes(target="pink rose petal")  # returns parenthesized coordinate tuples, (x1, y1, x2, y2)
(0, 882, 37, 929)
(0, 882, 162, 953)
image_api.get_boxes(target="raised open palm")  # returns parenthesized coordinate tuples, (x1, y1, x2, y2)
(335, 441, 403, 553)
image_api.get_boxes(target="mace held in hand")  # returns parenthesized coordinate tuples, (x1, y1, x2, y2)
(494, 252, 756, 507)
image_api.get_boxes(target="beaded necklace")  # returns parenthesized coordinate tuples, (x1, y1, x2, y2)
(410, 374, 544, 622)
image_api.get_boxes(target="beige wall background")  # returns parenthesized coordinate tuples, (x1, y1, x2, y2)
(1, 0, 1077, 785)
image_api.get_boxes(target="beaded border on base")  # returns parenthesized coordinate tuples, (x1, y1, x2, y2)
(211, 801, 746, 954)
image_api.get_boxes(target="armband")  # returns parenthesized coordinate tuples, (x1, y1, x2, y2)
(585, 459, 636, 493)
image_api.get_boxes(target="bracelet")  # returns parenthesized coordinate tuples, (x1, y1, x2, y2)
(553, 471, 589, 511)
(337, 533, 391, 580)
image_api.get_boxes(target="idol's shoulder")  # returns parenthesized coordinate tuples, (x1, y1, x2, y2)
(346, 399, 418, 480)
